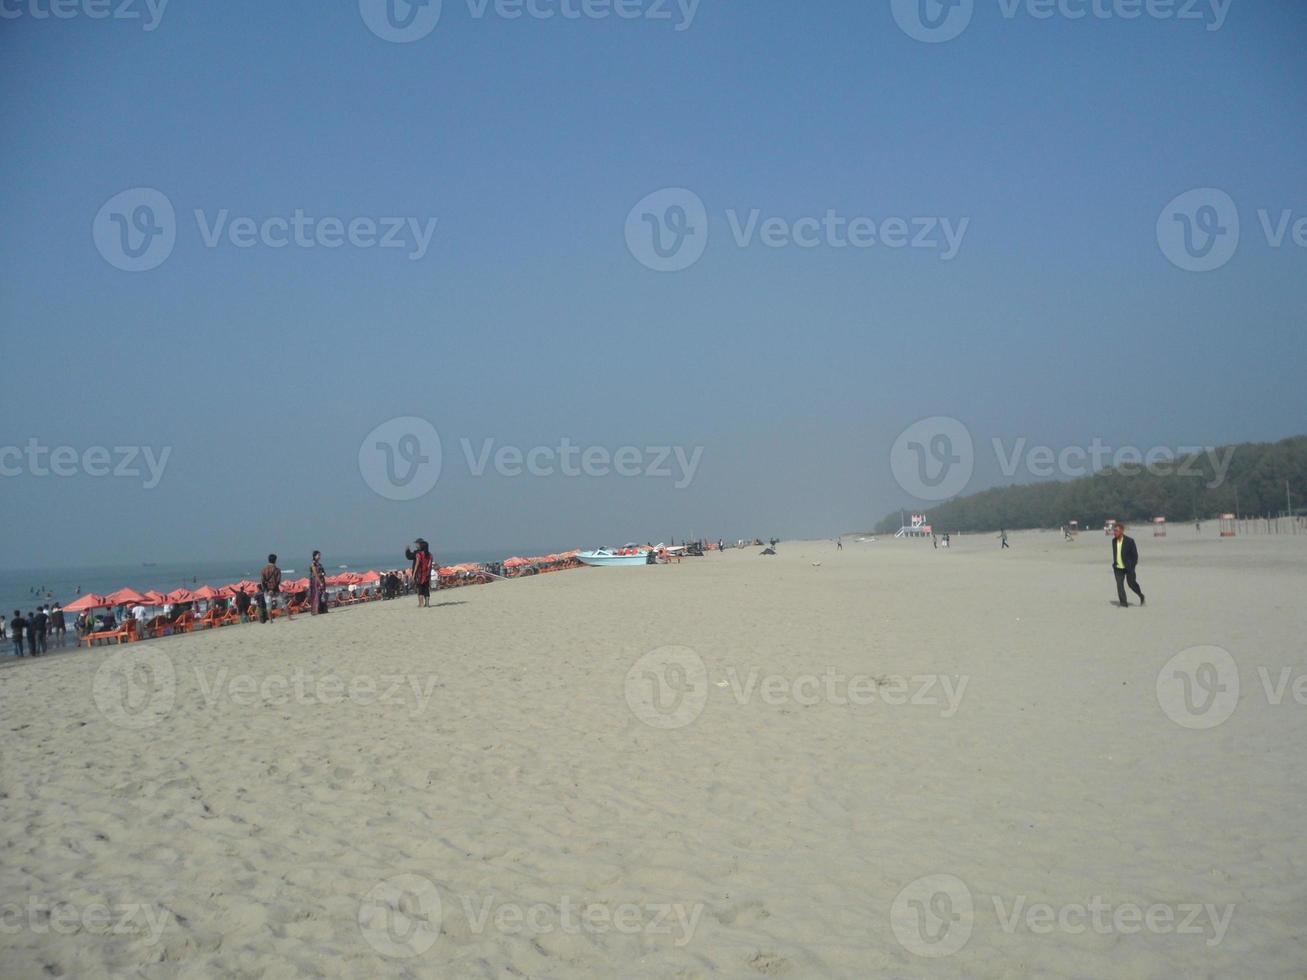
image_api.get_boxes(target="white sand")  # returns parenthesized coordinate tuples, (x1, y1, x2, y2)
(2, 529, 1305, 978)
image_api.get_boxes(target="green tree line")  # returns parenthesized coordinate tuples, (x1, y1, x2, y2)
(874, 435, 1307, 534)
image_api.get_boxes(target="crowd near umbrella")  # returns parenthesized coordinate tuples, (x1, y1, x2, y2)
(55, 550, 601, 625)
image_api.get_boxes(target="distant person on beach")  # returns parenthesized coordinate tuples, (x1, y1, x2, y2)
(33, 607, 48, 654)
(10, 611, 26, 657)
(309, 551, 326, 616)
(406, 538, 434, 608)
(836, 537, 843, 550)
(1000, 528, 1010, 549)
(235, 587, 251, 622)
(25, 611, 38, 656)
(50, 602, 65, 647)
(260, 554, 282, 623)
(932, 533, 938, 549)
(131, 603, 148, 639)
(1111, 522, 1146, 608)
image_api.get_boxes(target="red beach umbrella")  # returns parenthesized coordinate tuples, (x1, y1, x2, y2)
(65, 593, 110, 612)
(167, 588, 196, 603)
(105, 587, 150, 606)
(142, 591, 168, 605)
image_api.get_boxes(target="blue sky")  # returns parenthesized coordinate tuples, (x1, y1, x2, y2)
(1, 0, 1304, 567)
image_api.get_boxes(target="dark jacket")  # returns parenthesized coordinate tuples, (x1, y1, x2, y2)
(1111, 534, 1139, 572)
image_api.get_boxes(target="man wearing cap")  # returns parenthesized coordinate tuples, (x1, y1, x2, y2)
(1111, 522, 1146, 608)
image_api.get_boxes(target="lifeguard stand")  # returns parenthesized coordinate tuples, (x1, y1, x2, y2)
(895, 513, 932, 538)
(1153, 517, 1167, 538)
(1219, 513, 1236, 537)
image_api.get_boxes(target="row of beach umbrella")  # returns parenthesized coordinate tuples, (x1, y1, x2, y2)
(63, 571, 387, 611)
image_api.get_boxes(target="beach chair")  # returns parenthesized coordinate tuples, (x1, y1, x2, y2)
(170, 611, 196, 634)
(83, 619, 135, 647)
(194, 608, 224, 630)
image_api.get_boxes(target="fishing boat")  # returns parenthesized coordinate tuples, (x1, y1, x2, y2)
(576, 547, 651, 567)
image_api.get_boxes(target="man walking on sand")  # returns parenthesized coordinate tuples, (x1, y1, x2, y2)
(260, 554, 283, 623)
(1000, 528, 1010, 549)
(1111, 522, 1146, 608)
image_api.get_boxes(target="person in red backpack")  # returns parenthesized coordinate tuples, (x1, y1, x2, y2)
(405, 538, 434, 608)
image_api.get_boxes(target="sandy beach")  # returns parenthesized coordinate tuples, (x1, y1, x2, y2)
(2, 529, 1304, 978)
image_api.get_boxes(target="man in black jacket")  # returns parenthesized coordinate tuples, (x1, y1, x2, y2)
(1111, 522, 1146, 608)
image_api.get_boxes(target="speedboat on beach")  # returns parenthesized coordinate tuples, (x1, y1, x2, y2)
(576, 547, 651, 567)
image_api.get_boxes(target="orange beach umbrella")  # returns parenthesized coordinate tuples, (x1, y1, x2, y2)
(105, 587, 150, 606)
(64, 593, 110, 612)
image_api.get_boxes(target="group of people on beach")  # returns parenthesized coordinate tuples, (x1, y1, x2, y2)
(6, 605, 66, 657)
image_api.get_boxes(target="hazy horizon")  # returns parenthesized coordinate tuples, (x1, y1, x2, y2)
(2, 0, 1304, 569)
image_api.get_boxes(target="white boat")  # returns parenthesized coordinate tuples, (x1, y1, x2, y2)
(576, 548, 651, 567)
